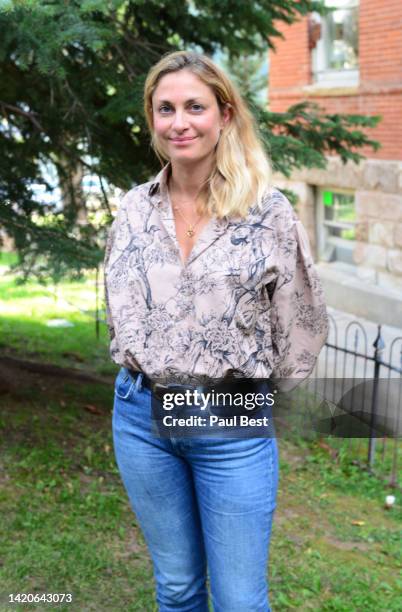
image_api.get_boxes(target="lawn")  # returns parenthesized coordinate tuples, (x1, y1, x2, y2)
(0, 262, 114, 377)
(0, 262, 401, 611)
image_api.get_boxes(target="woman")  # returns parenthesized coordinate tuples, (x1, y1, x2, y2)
(104, 51, 328, 612)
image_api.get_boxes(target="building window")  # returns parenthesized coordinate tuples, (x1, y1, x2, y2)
(311, 0, 359, 87)
(317, 188, 356, 264)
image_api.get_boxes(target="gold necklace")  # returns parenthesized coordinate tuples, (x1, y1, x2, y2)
(168, 175, 208, 237)
(172, 203, 204, 237)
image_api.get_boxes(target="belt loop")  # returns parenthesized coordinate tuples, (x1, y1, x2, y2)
(135, 372, 143, 392)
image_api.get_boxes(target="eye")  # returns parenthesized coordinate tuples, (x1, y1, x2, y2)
(158, 104, 172, 114)
(190, 103, 204, 112)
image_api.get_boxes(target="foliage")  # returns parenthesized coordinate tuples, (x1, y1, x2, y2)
(220, 46, 268, 105)
(0, 0, 380, 280)
(256, 101, 381, 176)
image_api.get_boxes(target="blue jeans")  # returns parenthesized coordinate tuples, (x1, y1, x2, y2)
(112, 368, 279, 612)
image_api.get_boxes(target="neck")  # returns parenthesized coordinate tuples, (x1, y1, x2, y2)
(168, 155, 215, 200)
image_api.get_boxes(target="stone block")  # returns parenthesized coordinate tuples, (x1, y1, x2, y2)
(368, 221, 394, 248)
(355, 222, 368, 242)
(280, 156, 362, 189)
(291, 182, 314, 206)
(395, 224, 402, 249)
(387, 250, 402, 276)
(275, 158, 401, 198)
(323, 157, 361, 189)
(399, 162, 402, 193)
(353, 242, 366, 265)
(362, 160, 400, 193)
(355, 191, 402, 221)
(353, 242, 387, 268)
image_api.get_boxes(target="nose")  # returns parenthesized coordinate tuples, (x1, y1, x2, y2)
(171, 109, 189, 132)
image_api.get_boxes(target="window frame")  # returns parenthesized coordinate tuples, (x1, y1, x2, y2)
(317, 187, 357, 264)
(311, 0, 359, 88)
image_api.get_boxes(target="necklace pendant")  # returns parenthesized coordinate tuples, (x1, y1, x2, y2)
(187, 228, 195, 237)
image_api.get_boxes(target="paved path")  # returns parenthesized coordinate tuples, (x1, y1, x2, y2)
(317, 306, 402, 378)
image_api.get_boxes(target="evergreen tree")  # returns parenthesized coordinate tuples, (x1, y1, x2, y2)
(0, 0, 379, 281)
(219, 47, 268, 105)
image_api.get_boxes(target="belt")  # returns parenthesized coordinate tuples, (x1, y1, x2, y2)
(127, 369, 270, 401)
(128, 369, 152, 391)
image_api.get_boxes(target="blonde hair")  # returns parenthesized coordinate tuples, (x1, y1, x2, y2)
(143, 50, 271, 219)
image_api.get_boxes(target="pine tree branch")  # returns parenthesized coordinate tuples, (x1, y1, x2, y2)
(0, 101, 43, 132)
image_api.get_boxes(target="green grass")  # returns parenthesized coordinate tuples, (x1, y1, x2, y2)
(0, 380, 400, 611)
(0, 380, 155, 611)
(0, 264, 115, 377)
(271, 440, 402, 611)
(0, 258, 401, 611)
(0, 251, 19, 267)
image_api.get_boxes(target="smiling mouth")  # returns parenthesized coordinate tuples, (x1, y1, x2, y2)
(169, 137, 197, 142)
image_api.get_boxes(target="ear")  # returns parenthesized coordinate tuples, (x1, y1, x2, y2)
(221, 103, 232, 128)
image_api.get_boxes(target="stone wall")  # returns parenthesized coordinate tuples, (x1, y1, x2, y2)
(272, 156, 402, 277)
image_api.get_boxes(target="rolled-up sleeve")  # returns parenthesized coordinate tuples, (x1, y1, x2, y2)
(269, 214, 329, 384)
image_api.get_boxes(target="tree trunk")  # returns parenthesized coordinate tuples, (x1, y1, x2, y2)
(56, 152, 87, 226)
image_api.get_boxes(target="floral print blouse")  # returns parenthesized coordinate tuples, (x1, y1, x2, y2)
(104, 163, 329, 384)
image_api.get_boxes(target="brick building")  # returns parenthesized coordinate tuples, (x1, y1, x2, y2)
(269, 0, 402, 326)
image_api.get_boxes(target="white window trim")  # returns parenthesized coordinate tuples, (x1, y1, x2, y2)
(317, 187, 357, 264)
(313, 68, 359, 88)
(311, 6, 359, 89)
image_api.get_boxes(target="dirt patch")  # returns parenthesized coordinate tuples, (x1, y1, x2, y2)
(0, 355, 115, 461)
(278, 442, 309, 468)
(323, 535, 371, 551)
(114, 530, 147, 559)
(0, 352, 115, 414)
(273, 506, 300, 526)
(0, 355, 113, 388)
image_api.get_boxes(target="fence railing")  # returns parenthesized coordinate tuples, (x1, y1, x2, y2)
(311, 312, 402, 488)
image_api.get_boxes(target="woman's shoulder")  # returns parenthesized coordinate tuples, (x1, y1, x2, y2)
(247, 186, 297, 226)
(263, 186, 295, 212)
(121, 179, 155, 201)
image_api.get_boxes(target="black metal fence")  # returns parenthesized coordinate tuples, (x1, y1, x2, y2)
(312, 312, 402, 489)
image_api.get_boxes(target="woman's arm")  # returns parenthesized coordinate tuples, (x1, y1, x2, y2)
(269, 211, 329, 387)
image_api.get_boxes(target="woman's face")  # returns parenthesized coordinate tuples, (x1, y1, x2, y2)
(151, 69, 230, 165)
